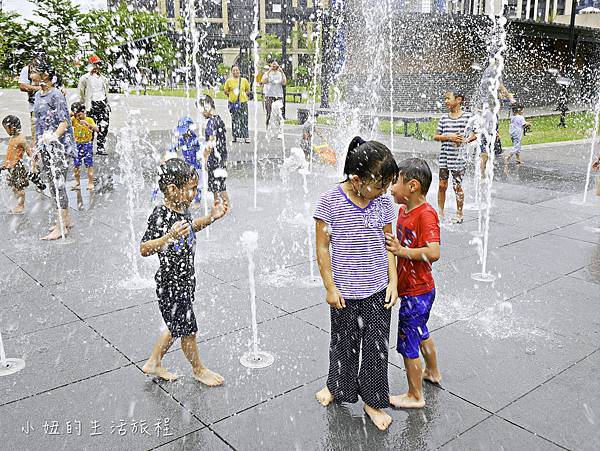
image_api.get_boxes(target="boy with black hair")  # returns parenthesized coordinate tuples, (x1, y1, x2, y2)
(2, 115, 34, 214)
(385, 158, 442, 409)
(141, 158, 229, 385)
(70, 102, 98, 191)
(434, 91, 475, 224)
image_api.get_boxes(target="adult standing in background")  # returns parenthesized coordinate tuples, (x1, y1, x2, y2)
(18, 58, 43, 142)
(78, 55, 110, 155)
(223, 66, 251, 144)
(261, 61, 287, 128)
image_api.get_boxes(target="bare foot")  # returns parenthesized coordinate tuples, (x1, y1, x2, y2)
(192, 368, 224, 387)
(363, 404, 393, 431)
(41, 227, 67, 241)
(142, 363, 179, 382)
(87, 185, 94, 191)
(423, 369, 442, 385)
(71, 184, 80, 191)
(315, 386, 334, 407)
(451, 214, 464, 224)
(10, 205, 24, 214)
(389, 393, 425, 409)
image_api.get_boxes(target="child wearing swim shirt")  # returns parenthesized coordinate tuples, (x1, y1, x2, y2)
(385, 158, 442, 409)
(70, 102, 98, 191)
(313, 137, 399, 431)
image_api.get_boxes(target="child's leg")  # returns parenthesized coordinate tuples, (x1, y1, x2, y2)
(438, 169, 449, 220)
(220, 190, 230, 207)
(180, 335, 224, 387)
(358, 290, 393, 430)
(516, 152, 522, 164)
(420, 337, 441, 383)
(142, 329, 178, 381)
(12, 188, 25, 214)
(390, 356, 426, 408)
(480, 152, 488, 178)
(87, 166, 94, 190)
(453, 175, 464, 221)
(317, 301, 361, 407)
(73, 166, 81, 189)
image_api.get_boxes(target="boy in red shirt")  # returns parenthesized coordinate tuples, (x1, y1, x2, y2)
(385, 158, 442, 409)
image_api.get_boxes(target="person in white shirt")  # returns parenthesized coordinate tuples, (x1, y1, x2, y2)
(78, 55, 110, 155)
(18, 61, 43, 143)
(261, 61, 287, 128)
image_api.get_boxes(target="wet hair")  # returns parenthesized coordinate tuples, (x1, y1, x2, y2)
(2, 115, 21, 133)
(71, 102, 86, 114)
(343, 137, 398, 187)
(203, 94, 215, 111)
(445, 90, 465, 103)
(397, 158, 432, 195)
(35, 58, 63, 87)
(157, 158, 197, 193)
(512, 103, 524, 114)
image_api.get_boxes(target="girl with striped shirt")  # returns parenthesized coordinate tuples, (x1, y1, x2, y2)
(313, 137, 399, 431)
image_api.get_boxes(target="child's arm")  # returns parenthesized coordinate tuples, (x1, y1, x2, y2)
(315, 219, 345, 309)
(204, 136, 216, 161)
(84, 119, 99, 133)
(434, 132, 464, 144)
(385, 233, 440, 263)
(192, 199, 229, 232)
(384, 223, 398, 309)
(140, 220, 189, 257)
(20, 136, 33, 159)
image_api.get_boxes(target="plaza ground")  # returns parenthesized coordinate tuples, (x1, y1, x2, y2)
(0, 91, 599, 450)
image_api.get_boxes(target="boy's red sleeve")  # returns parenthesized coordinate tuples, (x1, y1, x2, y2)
(421, 210, 440, 244)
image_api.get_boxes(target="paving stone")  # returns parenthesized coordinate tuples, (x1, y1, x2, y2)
(210, 367, 488, 450)
(430, 317, 597, 412)
(155, 428, 232, 450)
(550, 215, 600, 244)
(148, 315, 329, 425)
(441, 415, 563, 450)
(0, 286, 79, 339)
(0, 322, 129, 405)
(0, 365, 203, 450)
(499, 351, 600, 451)
(87, 282, 286, 363)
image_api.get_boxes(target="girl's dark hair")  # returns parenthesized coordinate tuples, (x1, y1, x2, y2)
(71, 102, 85, 114)
(2, 115, 21, 132)
(35, 58, 63, 88)
(343, 137, 398, 186)
(158, 158, 197, 193)
(203, 94, 215, 110)
(397, 158, 432, 195)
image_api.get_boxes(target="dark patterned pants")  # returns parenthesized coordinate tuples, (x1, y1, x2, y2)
(89, 100, 110, 152)
(327, 288, 391, 409)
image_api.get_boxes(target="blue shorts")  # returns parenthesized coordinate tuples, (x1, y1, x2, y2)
(397, 289, 435, 359)
(74, 142, 93, 168)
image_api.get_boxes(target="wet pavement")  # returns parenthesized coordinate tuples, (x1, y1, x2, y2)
(0, 124, 600, 450)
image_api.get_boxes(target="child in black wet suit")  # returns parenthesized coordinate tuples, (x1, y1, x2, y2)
(141, 158, 228, 386)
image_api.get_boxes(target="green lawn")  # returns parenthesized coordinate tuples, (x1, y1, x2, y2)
(138, 87, 312, 103)
(379, 112, 598, 146)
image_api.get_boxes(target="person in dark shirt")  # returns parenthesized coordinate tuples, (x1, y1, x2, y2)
(140, 158, 229, 386)
(202, 95, 230, 207)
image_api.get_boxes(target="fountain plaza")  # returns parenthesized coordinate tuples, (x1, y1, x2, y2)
(0, 84, 599, 449)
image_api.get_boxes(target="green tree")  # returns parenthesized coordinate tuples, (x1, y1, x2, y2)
(80, 3, 177, 86)
(257, 33, 282, 65)
(0, 11, 33, 87)
(26, 0, 83, 85)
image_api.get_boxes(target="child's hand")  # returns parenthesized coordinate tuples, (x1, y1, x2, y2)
(448, 133, 466, 144)
(385, 233, 403, 257)
(210, 199, 229, 221)
(326, 287, 345, 309)
(384, 284, 398, 310)
(168, 220, 191, 241)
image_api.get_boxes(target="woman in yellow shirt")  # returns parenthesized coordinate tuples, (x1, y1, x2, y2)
(223, 66, 251, 144)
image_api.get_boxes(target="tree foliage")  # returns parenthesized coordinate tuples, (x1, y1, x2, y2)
(0, 1, 178, 87)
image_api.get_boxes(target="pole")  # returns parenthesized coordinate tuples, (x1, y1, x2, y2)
(559, 0, 578, 128)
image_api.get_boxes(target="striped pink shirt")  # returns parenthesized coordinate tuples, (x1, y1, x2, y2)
(314, 185, 396, 299)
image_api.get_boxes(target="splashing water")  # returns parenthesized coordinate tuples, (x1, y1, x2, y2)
(239, 231, 274, 368)
(251, 0, 260, 210)
(472, 6, 509, 283)
(583, 92, 600, 204)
